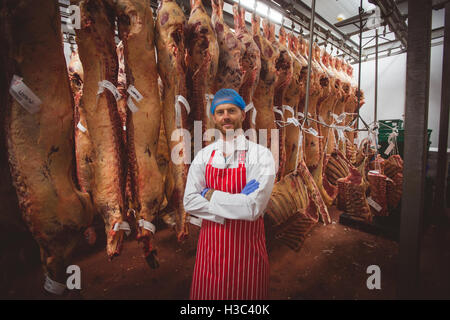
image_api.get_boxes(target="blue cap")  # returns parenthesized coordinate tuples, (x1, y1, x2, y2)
(211, 89, 246, 115)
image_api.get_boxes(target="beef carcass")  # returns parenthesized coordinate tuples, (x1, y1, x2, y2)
(1, 0, 94, 291)
(251, 14, 279, 167)
(269, 24, 293, 181)
(68, 50, 95, 195)
(211, 0, 244, 93)
(115, 0, 165, 265)
(233, 4, 260, 132)
(383, 154, 403, 209)
(156, 0, 190, 239)
(186, 0, 219, 146)
(74, 0, 128, 258)
(280, 31, 306, 176)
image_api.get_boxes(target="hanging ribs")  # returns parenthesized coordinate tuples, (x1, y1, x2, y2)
(1, 0, 95, 288)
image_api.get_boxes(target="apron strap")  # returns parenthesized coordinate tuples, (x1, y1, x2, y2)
(208, 150, 216, 166)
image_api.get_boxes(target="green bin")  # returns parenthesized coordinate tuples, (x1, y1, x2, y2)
(378, 128, 432, 159)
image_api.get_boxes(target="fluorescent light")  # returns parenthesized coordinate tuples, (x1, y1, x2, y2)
(269, 8, 283, 24)
(255, 2, 268, 16)
(239, 0, 256, 10)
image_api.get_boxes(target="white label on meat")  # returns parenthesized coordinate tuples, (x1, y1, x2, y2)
(44, 275, 66, 295)
(77, 121, 87, 133)
(367, 197, 382, 212)
(282, 105, 295, 117)
(127, 85, 143, 102)
(97, 80, 121, 101)
(9, 75, 42, 114)
(189, 216, 202, 227)
(138, 219, 156, 234)
(287, 117, 300, 127)
(112, 221, 131, 236)
(384, 142, 395, 155)
(123, 125, 127, 131)
(127, 96, 139, 113)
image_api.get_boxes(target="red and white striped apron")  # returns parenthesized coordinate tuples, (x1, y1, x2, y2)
(190, 149, 270, 300)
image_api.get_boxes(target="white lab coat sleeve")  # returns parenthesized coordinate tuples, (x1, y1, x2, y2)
(183, 149, 225, 224)
(208, 147, 275, 221)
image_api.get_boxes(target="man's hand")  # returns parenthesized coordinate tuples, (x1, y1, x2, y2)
(241, 179, 259, 195)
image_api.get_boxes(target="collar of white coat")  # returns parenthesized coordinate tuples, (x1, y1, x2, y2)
(213, 133, 249, 151)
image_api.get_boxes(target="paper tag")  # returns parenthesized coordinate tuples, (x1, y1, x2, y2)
(138, 219, 156, 234)
(298, 112, 305, 119)
(98, 80, 121, 101)
(175, 95, 190, 128)
(127, 85, 143, 102)
(127, 96, 139, 113)
(9, 75, 42, 114)
(287, 117, 300, 127)
(282, 105, 295, 117)
(384, 142, 395, 155)
(205, 94, 215, 119)
(44, 275, 66, 295)
(304, 127, 319, 137)
(189, 216, 202, 227)
(244, 102, 257, 125)
(123, 125, 127, 131)
(77, 121, 87, 133)
(112, 221, 131, 236)
(367, 197, 382, 212)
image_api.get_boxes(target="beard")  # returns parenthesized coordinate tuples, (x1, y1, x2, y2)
(215, 118, 243, 137)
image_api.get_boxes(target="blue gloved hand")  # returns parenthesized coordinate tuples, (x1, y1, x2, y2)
(201, 188, 209, 197)
(241, 179, 259, 195)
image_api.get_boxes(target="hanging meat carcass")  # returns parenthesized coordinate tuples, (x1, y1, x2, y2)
(186, 0, 219, 146)
(280, 30, 306, 177)
(1, 0, 95, 293)
(384, 154, 403, 209)
(233, 4, 261, 132)
(266, 23, 293, 181)
(115, 0, 164, 266)
(68, 50, 95, 196)
(156, 0, 190, 239)
(251, 14, 279, 169)
(367, 170, 389, 216)
(211, 0, 244, 93)
(74, 0, 129, 258)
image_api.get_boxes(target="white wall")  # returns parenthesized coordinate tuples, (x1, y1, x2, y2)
(353, 43, 448, 148)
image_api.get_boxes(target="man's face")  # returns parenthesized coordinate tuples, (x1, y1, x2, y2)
(212, 103, 246, 136)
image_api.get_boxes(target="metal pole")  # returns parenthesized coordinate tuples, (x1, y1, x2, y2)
(398, 0, 432, 300)
(301, 0, 316, 127)
(434, 2, 450, 224)
(357, 0, 363, 130)
(375, 28, 379, 122)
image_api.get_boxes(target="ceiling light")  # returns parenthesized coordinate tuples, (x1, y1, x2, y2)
(337, 14, 345, 22)
(256, 2, 268, 16)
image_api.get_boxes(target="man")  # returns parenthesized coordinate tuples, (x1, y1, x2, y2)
(183, 88, 276, 300)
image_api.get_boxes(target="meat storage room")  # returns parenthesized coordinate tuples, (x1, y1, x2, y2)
(0, 0, 449, 303)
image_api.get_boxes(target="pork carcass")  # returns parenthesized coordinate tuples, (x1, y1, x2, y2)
(116, 0, 165, 265)
(268, 24, 293, 181)
(74, 0, 128, 258)
(251, 14, 279, 168)
(156, 0, 190, 239)
(233, 4, 260, 132)
(186, 0, 219, 146)
(1, 0, 94, 291)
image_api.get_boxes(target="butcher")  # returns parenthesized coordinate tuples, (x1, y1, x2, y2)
(183, 88, 276, 300)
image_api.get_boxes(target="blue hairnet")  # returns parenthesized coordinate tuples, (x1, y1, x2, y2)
(211, 89, 246, 115)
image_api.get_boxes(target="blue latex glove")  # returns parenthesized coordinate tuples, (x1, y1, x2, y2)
(241, 179, 260, 195)
(201, 188, 209, 197)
